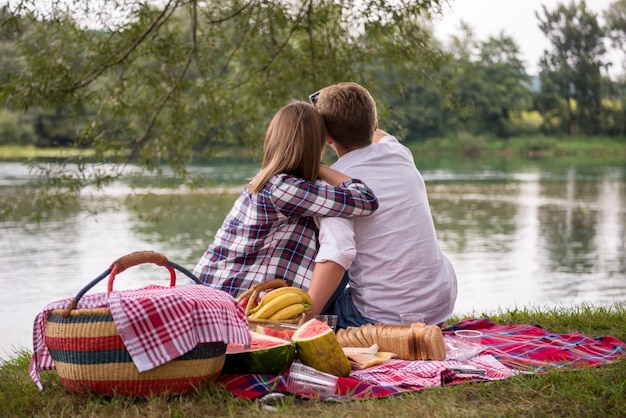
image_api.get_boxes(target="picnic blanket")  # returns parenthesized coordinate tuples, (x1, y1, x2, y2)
(30, 284, 251, 389)
(217, 318, 626, 401)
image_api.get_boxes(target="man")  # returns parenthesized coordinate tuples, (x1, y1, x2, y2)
(306, 82, 458, 328)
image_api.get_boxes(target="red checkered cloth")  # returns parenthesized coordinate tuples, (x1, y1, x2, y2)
(451, 318, 626, 371)
(217, 318, 626, 401)
(349, 354, 514, 388)
(218, 355, 513, 401)
(30, 284, 251, 389)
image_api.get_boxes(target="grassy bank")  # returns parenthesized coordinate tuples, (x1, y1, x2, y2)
(0, 145, 93, 160)
(2, 304, 624, 417)
(2, 135, 626, 162)
(410, 135, 626, 158)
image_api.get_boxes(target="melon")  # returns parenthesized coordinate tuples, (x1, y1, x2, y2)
(291, 318, 352, 377)
(223, 331, 295, 375)
(256, 325, 296, 341)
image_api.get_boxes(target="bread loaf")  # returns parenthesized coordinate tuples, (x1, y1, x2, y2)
(336, 323, 446, 361)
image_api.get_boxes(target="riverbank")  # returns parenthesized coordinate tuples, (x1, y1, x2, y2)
(410, 135, 626, 159)
(2, 136, 626, 162)
(2, 303, 624, 417)
(0, 145, 92, 159)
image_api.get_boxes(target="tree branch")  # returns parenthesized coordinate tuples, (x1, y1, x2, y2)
(128, 0, 199, 161)
(219, 1, 257, 76)
(258, 0, 311, 73)
(204, 1, 254, 25)
(68, 0, 181, 91)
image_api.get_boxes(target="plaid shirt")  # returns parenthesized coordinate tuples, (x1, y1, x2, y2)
(193, 173, 378, 297)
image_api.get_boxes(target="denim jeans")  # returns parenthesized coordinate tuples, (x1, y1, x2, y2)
(320, 272, 376, 329)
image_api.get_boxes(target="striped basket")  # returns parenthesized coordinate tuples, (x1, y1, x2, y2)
(44, 251, 227, 396)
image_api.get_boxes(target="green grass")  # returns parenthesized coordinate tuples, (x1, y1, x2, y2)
(0, 145, 256, 161)
(2, 303, 625, 417)
(409, 134, 626, 159)
(3, 135, 626, 162)
(0, 145, 93, 159)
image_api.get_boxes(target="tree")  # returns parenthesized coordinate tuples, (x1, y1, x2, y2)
(434, 23, 531, 139)
(605, 0, 626, 136)
(0, 109, 35, 145)
(605, 0, 626, 71)
(0, 0, 447, 211)
(536, 1, 606, 135)
(467, 33, 531, 138)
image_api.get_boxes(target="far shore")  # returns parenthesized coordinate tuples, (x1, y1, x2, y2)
(2, 135, 626, 162)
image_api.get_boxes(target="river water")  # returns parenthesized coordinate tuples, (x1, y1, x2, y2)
(1, 157, 625, 359)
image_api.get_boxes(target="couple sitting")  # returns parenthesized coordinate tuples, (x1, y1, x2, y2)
(194, 82, 458, 329)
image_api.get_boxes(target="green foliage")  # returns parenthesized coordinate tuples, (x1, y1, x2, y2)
(605, 0, 626, 54)
(0, 0, 625, 214)
(450, 30, 532, 138)
(1, 0, 446, 180)
(382, 23, 532, 142)
(0, 0, 452, 218)
(536, 1, 606, 135)
(0, 109, 34, 145)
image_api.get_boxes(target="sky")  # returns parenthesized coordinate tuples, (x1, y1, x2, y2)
(432, 0, 622, 76)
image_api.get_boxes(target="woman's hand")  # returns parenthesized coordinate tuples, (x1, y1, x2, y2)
(318, 163, 350, 186)
(373, 128, 389, 143)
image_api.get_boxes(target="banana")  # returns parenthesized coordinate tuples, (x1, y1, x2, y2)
(268, 303, 311, 320)
(249, 286, 313, 314)
(239, 279, 287, 315)
(248, 293, 305, 320)
(236, 287, 255, 304)
(280, 286, 313, 306)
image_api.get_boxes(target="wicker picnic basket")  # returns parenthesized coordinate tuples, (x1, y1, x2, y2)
(44, 251, 227, 396)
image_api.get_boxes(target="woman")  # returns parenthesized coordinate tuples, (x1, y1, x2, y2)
(194, 100, 378, 298)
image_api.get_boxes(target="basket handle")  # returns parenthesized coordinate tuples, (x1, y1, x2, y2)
(107, 251, 175, 293)
(62, 250, 204, 317)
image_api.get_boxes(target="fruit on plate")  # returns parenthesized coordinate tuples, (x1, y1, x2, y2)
(223, 331, 295, 375)
(291, 318, 352, 377)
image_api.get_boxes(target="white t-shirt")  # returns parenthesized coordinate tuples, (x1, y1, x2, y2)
(315, 135, 458, 325)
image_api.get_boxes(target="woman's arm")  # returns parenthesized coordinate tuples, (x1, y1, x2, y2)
(269, 175, 379, 219)
(317, 163, 350, 186)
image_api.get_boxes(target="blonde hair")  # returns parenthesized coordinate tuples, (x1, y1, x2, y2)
(316, 82, 377, 149)
(248, 101, 327, 193)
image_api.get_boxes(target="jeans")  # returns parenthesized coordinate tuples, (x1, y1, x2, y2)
(320, 271, 376, 329)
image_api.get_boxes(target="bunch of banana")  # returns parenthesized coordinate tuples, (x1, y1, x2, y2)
(247, 285, 313, 321)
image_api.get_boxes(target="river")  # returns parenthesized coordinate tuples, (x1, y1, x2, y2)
(1, 156, 625, 359)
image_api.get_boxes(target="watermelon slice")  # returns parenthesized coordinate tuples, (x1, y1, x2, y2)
(292, 318, 352, 377)
(255, 325, 296, 341)
(223, 331, 295, 375)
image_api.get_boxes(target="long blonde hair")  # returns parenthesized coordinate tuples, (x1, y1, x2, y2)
(248, 101, 327, 193)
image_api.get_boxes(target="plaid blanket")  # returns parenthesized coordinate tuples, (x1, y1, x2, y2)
(30, 284, 250, 389)
(217, 318, 626, 401)
(450, 318, 626, 371)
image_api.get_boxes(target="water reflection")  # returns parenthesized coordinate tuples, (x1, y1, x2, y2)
(427, 164, 626, 315)
(1, 159, 625, 359)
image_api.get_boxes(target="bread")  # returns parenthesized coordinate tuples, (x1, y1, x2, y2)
(335, 323, 446, 360)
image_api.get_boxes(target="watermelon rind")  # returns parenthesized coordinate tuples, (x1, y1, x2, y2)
(223, 331, 295, 375)
(292, 318, 352, 377)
